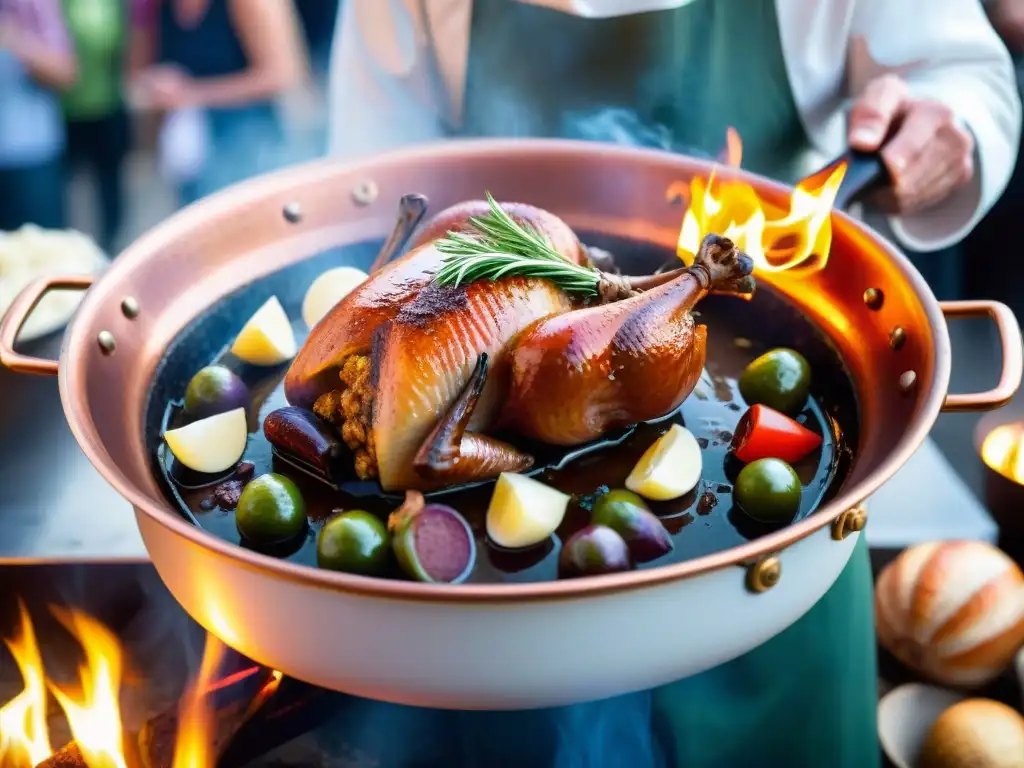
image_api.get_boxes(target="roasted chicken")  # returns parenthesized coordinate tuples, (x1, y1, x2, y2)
(284, 199, 755, 492)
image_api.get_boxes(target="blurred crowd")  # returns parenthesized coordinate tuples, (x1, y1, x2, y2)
(0, 0, 338, 251)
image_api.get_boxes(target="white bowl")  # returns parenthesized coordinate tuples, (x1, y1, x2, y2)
(878, 683, 965, 768)
(0, 226, 108, 342)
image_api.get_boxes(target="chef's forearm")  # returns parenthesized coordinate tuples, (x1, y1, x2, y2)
(6, 36, 76, 91)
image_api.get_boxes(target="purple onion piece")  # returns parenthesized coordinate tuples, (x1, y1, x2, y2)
(183, 366, 250, 420)
(559, 525, 633, 579)
(390, 493, 476, 584)
(621, 518, 673, 563)
(591, 496, 673, 564)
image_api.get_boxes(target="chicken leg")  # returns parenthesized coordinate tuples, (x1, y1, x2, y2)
(499, 234, 754, 446)
(413, 354, 534, 485)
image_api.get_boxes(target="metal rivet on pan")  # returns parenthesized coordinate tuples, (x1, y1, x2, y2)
(97, 331, 116, 355)
(863, 288, 884, 310)
(282, 202, 303, 223)
(745, 556, 781, 594)
(899, 370, 917, 394)
(889, 327, 907, 351)
(665, 181, 688, 206)
(352, 180, 379, 206)
(832, 505, 868, 541)
(120, 296, 140, 319)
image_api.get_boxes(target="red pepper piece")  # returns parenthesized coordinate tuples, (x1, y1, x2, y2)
(731, 404, 823, 464)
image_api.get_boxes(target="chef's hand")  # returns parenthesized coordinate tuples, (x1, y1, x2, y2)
(848, 74, 974, 214)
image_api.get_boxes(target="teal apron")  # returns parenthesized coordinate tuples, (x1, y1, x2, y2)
(457, 1, 880, 766)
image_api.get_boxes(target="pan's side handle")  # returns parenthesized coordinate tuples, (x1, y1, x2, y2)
(0, 274, 95, 376)
(941, 300, 1023, 412)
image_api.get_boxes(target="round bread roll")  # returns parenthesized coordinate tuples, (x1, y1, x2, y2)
(917, 699, 1024, 768)
(875, 541, 1024, 686)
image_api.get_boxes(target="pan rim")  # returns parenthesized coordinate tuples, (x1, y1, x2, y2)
(58, 138, 951, 604)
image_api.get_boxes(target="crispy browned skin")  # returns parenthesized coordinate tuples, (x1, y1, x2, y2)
(371, 276, 574, 491)
(412, 354, 533, 485)
(496, 235, 751, 445)
(293, 199, 753, 493)
(393, 235, 752, 490)
(498, 283, 707, 445)
(284, 201, 587, 408)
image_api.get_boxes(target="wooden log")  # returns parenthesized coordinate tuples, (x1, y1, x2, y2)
(137, 667, 276, 768)
(34, 743, 85, 768)
(33, 732, 142, 768)
(37, 667, 276, 768)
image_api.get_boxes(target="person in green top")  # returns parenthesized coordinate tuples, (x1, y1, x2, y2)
(60, 0, 134, 252)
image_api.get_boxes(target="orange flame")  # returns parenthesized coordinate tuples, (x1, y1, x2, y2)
(981, 423, 1024, 484)
(0, 607, 257, 768)
(246, 670, 283, 718)
(0, 602, 53, 767)
(171, 634, 229, 768)
(49, 608, 130, 768)
(673, 131, 847, 274)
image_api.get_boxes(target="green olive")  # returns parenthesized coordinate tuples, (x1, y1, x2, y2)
(593, 489, 649, 520)
(734, 458, 802, 524)
(738, 348, 811, 415)
(317, 511, 391, 575)
(235, 473, 307, 544)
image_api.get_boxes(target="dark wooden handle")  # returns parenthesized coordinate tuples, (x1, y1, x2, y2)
(820, 149, 891, 211)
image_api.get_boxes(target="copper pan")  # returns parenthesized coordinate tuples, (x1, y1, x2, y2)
(1, 140, 1021, 709)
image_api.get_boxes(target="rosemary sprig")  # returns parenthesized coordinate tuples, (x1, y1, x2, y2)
(434, 192, 601, 297)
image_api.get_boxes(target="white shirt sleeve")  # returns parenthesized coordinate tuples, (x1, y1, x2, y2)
(848, 0, 1021, 252)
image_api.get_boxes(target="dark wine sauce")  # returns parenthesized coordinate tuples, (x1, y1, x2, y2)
(148, 234, 855, 584)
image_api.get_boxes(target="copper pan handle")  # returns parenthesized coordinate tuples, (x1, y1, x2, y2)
(0, 274, 95, 376)
(940, 300, 1023, 412)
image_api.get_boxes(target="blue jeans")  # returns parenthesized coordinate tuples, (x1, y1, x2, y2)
(0, 157, 66, 231)
(177, 105, 285, 207)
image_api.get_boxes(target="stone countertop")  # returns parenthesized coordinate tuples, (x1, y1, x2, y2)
(0, 332, 143, 562)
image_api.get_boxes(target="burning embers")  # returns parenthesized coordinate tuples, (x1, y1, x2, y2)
(0, 603, 276, 768)
(669, 130, 848, 274)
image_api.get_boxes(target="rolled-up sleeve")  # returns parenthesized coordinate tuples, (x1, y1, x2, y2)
(850, 0, 1022, 252)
